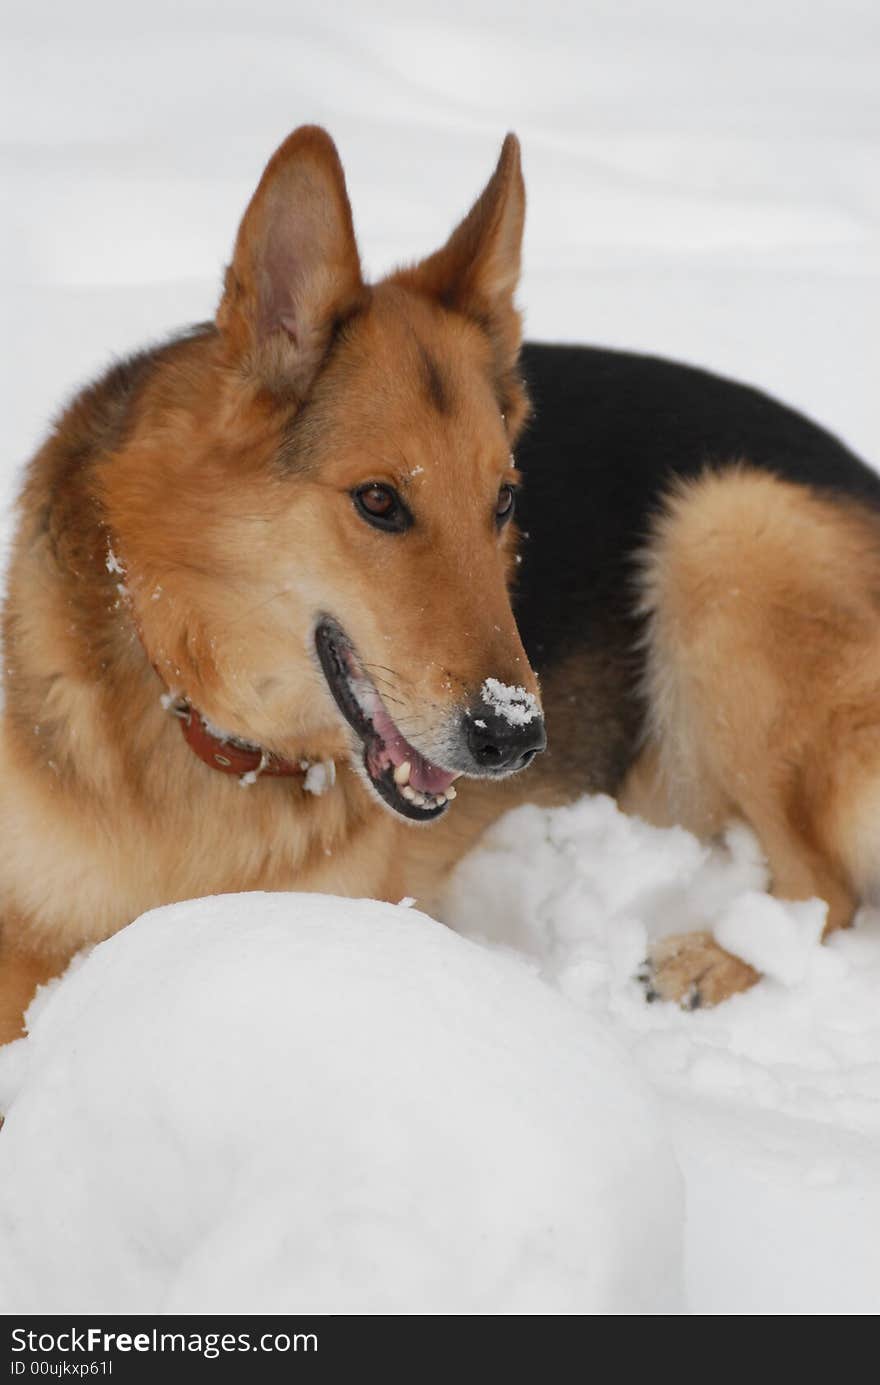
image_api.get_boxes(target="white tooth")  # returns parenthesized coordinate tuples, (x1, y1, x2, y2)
(412, 793, 427, 807)
(435, 794, 447, 805)
(445, 784, 457, 801)
(394, 760, 411, 786)
(401, 785, 416, 802)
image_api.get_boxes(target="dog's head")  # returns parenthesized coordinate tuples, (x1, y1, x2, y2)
(110, 126, 544, 822)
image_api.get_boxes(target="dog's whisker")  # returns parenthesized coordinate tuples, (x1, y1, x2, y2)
(362, 662, 403, 677)
(217, 586, 295, 631)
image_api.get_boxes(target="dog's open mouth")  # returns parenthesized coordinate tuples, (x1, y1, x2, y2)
(314, 618, 459, 822)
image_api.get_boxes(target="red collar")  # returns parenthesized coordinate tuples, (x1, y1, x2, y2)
(117, 563, 310, 784)
(169, 700, 305, 780)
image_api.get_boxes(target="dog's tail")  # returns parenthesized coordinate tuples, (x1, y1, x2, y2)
(633, 463, 880, 932)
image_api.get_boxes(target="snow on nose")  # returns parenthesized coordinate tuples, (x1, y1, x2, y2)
(481, 677, 540, 727)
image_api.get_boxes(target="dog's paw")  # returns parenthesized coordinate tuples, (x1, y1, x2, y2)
(636, 930, 759, 1009)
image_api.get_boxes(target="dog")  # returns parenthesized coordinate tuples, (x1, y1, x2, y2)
(1, 125, 878, 1044)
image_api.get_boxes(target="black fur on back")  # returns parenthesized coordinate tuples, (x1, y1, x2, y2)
(513, 343, 879, 674)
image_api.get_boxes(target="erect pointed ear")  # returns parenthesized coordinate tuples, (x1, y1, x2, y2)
(392, 133, 525, 376)
(216, 126, 366, 396)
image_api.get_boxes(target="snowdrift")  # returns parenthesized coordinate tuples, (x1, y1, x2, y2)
(3, 796, 880, 1314)
(0, 891, 683, 1315)
(443, 796, 880, 1315)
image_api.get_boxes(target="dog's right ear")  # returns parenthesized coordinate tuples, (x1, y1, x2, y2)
(216, 126, 365, 397)
(391, 135, 525, 374)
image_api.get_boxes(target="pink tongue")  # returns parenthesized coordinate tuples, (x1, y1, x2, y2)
(372, 705, 457, 794)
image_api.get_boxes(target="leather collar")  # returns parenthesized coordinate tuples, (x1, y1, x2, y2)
(168, 700, 305, 780)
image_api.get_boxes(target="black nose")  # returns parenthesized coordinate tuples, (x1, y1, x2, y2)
(464, 696, 547, 775)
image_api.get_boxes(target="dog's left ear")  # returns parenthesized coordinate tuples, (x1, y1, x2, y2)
(393, 134, 525, 376)
(217, 125, 366, 396)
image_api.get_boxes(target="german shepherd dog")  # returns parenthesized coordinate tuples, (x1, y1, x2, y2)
(2, 125, 878, 1043)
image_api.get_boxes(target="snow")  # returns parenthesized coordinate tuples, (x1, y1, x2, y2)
(303, 760, 336, 796)
(481, 677, 540, 727)
(1, 0, 879, 1318)
(713, 891, 828, 987)
(5, 802, 880, 1313)
(440, 797, 880, 1315)
(0, 894, 682, 1315)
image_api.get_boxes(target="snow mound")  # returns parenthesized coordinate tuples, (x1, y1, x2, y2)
(0, 893, 682, 1316)
(441, 795, 880, 1315)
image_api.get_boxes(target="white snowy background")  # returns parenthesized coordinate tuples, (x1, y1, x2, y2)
(1, 0, 879, 1314)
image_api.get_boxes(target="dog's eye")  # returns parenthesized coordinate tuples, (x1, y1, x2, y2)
(353, 483, 411, 533)
(495, 485, 516, 527)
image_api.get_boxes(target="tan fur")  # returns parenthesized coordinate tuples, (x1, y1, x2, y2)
(641, 932, 760, 1010)
(0, 937, 57, 1048)
(627, 467, 880, 1005)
